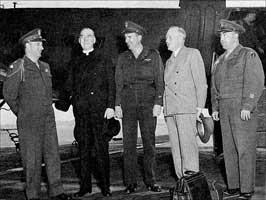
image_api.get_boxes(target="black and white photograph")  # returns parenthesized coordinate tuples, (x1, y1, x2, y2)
(0, 0, 266, 200)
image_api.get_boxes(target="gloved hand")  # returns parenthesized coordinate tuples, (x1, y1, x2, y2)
(104, 108, 115, 119)
(241, 109, 250, 121)
(212, 111, 219, 121)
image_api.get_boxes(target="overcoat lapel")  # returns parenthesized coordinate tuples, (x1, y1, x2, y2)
(165, 47, 187, 82)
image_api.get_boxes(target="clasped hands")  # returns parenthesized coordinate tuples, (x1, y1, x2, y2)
(114, 104, 162, 119)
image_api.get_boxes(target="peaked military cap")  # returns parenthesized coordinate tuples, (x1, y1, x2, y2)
(218, 19, 245, 34)
(122, 21, 146, 35)
(19, 28, 46, 45)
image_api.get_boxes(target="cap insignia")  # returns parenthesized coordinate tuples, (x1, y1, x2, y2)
(250, 52, 256, 57)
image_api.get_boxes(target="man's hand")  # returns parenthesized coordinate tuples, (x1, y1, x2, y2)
(241, 109, 251, 121)
(104, 108, 115, 119)
(196, 108, 202, 122)
(153, 105, 161, 117)
(115, 106, 123, 119)
(212, 111, 219, 121)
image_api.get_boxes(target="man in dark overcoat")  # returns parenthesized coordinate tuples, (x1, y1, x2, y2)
(3, 29, 71, 200)
(115, 21, 164, 193)
(64, 27, 115, 197)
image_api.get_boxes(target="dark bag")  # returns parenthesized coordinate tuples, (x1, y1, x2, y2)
(169, 171, 212, 200)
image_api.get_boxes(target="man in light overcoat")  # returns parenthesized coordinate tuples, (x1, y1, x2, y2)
(163, 26, 207, 178)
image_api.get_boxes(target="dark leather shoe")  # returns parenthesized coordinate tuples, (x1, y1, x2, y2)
(73, 190, 91, 198)
(51, 193, 72, 200)
(102, 189, 112, 197)
(238, 192, 253, 200)
(146, 184, 161, 192)
(222, 188, 240, 199)
(125, 184, 137, 194)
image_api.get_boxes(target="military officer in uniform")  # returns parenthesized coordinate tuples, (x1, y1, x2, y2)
(163, 26, 207, 178)
(115, 21, 164, 193)
(64, 27, 115, 197)
(211, 19, 265, 200)
(3, 29, 72, 200)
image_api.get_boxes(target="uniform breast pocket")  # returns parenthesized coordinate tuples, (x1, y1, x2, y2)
(227, 64, 244, 80)
(24, 71, 44, 95)
(140, 60, 154, 80)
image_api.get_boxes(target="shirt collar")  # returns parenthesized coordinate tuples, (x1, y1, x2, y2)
(83, 48, 94, 56)
(173, 48, 181, 57)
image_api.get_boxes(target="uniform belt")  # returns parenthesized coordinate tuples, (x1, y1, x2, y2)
(124, 82, 155, 89)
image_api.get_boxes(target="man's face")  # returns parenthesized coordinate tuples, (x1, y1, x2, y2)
(220, 31, 238, 50)
(26, 41, 44, 59)
(79, 28, 96, 51)
(166, 28, 185, 52)
(124, 32, 142, 51)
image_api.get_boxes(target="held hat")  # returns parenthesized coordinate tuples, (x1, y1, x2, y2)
(122, 21, 146, 35)
(218, 19, 245, 34)
(53, 90, 72, 112)
(103, 117, 121, 142)
(19, 28, 46, 45)
(197, 113, 214, 144)
(54, 98, 71, 112)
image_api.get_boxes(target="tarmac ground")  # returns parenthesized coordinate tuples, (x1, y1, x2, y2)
(0, 135, 266, 200)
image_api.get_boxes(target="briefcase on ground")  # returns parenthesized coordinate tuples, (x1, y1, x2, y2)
(169, 171, 212, 200)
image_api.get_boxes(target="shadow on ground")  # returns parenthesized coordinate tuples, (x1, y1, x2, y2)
(0, 137, 265, 200)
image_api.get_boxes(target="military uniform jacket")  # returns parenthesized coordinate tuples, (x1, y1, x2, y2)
(3, 56, 53, 116)
(65, 49, 115, 114)
(211, 45, 265, 112)
(115, 47, 164, 107)
(163, 47, 207, 116)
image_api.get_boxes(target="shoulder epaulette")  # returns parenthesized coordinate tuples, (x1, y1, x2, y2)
(7, 58, 25, 81)
(119, 50, 132, 59)
(241, 47, 257, 58)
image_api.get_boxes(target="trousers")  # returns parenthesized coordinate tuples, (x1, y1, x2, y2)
(220, 99, 257, 193)
(165, 114, 199, 178)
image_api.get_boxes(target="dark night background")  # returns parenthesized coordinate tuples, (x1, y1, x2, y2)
(0, 0, 266, 147)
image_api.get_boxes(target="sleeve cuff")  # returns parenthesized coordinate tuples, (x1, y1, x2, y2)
(242, 103, 253, 111)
